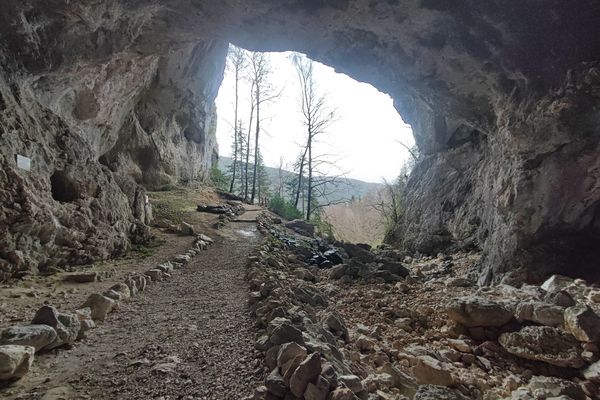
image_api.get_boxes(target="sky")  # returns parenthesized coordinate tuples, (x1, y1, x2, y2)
(215, 49, 415, 183)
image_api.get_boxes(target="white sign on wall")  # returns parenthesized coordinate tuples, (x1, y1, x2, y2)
(16, 155, 31, 171)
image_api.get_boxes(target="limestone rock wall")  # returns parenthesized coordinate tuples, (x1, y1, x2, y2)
(1, 0, 599, 283)
(0, 1, 225, 280)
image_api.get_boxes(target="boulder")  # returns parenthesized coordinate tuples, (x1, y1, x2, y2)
(498, 326, 584, 368)
(0, 345, 35, 381)
(411, 356, 454, 387)
(81, 293, 116, 321)
(0, 325, 57, 352)
(285, 220, 315, 236)
(564, 305, 600, 342)
(446, 297, 513, 327)
(289, 352, 322, 397)
(31, 306, 80, 349)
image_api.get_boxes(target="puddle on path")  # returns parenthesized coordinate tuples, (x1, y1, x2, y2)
(235, 226, 258, 238)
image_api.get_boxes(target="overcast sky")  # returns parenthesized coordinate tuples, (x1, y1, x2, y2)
(215, 50, 414, 183)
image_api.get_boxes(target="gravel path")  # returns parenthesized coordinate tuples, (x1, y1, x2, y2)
(2, 217, 264, 400)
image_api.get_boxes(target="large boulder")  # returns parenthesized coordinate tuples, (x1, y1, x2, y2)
(498, 326, 584, 368)
(31, 306, 80, 349)
(0, 325, 57, 352)
(446, 297, 513, 327)
(0, 345, 35, 381)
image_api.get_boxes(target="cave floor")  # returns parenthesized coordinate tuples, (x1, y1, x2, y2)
(0, 191, 266, 400)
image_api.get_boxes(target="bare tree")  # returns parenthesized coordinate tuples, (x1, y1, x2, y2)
(248, 52, 278, 204)
(292, 54, 337, 220)
(243, 79, 256, 201)
(227, 46, 247, 193)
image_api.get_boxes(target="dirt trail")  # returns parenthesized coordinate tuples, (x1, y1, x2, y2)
(2, 210, 265, 400)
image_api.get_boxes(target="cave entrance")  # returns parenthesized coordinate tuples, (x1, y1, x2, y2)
(214, 45, 415, 246)
(50, 170, 80, 203)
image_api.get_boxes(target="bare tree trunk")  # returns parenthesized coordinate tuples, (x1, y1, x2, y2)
(294, 145, 308, 208)
(306, 127, 313, 221)
(244, 102, 254, 201)
(229, 68, 240, 193)
(250, 83, 260, 204)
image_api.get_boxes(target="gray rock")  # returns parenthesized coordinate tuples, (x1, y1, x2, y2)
(584, 360, 600, 383)
(289, 352, 321, 397)
(0, 325, 57, 352)
(564, 305, 600, 342)
(0, 345, 35, 381)
(414, 385, 466, 400)
(266, 368, 287, 397)
(31, 306, 80, 349)
(180, 222, 195, 236)
(270, 323, 305, 346)
(146, 269, 164, 282)
(285, 220, 315, 236)
(499, 326, 584, 368)
(304, 375, 330, 400)
(447, 297, 513, 327)
(81, 293, 116, 321)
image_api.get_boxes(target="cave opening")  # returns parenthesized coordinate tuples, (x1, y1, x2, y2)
(214, 46, 415, 245)
(50, 170, 80, 203)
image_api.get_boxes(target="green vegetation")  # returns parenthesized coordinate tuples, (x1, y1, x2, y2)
(148, 188, 196, 224)
(210, 165, 229, 191)
(268, 195, 303, 220)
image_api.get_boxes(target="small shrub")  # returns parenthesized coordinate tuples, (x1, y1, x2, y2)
(268, 195, 303, 220)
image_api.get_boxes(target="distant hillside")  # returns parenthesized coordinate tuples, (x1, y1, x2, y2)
(218, 156, 383, 204)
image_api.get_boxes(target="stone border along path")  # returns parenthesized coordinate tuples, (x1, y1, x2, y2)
(0, 220, 262, 399)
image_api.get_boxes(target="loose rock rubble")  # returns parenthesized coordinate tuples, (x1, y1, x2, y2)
(246, 213, 600, 400)
(0, 233, 215, 383)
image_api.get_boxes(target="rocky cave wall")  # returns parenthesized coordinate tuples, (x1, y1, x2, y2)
(1, 0, 599, 283)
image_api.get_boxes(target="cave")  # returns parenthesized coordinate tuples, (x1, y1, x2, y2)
(50, 170, 80, 203)
(1, 2, 599, 283)
(2, 2, 600, 397)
